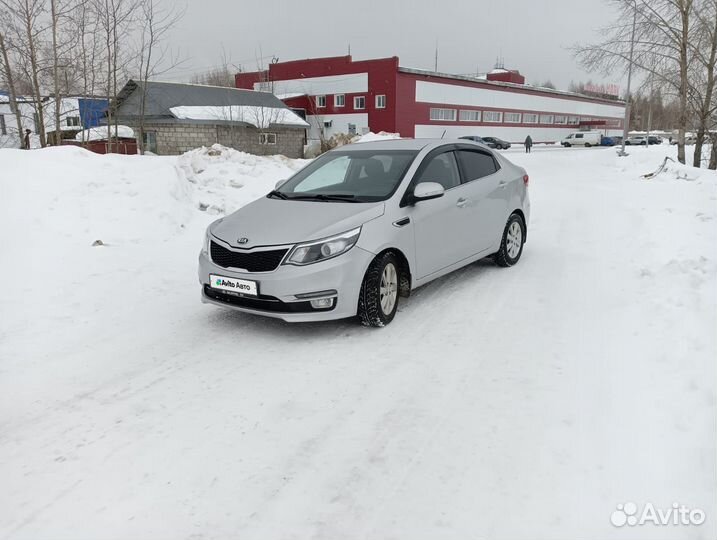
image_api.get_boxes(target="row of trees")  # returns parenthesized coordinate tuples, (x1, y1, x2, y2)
(0, 0, 182, 152)
(575, 0, 717, 169)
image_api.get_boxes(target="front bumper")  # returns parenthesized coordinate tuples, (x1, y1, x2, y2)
(198, 245, 374, 322)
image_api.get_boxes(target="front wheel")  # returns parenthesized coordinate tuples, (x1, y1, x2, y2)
(585, 142, 591, 148)
(494, 214, 525, 267)
(358, 252, 401, 327)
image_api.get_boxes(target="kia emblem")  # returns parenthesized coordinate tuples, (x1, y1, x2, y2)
(238, 237, 249, 244)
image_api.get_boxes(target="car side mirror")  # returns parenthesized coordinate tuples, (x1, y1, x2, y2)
(275, 179, 287, 190)
(412, 182, 445, 203)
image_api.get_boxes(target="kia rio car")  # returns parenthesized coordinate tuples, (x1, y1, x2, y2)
(199, 139, 530, 326)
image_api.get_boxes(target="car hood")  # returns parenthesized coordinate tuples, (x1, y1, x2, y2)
(210, 196, 385, 248)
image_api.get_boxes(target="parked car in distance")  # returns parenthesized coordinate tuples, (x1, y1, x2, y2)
(670, 134, 697, 145)
(600, 136, 616, 146)
(458, 135, 487, 145)
(648, 135, 663, 145)
(561, 131, 602, 147)
(199, 139, 531, 327)
(477, 136, 512, 150)
(625, 135, 648, 146)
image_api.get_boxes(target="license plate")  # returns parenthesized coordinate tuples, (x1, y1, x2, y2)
(210, 274, 258, 296)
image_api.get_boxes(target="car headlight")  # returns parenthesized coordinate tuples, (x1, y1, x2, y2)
(284, 227, 361, 266)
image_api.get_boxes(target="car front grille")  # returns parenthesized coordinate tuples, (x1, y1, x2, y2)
(210, 241, 288, 272)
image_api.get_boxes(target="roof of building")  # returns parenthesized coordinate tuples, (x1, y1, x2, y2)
(113, 80, 308, 128)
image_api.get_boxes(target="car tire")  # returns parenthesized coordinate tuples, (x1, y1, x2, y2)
(493, 214, 525, 268)
(585, 142, 591, 148)
(625, 141, 631, 145)
(564, 143, 571, 147)
(358, 252, 401, 327)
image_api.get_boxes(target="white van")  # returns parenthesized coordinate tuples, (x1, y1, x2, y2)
(561, 132, 602, 147)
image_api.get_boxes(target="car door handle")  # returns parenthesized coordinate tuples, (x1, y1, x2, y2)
(456, 197, 469, 208)
(498, 180, 508, 188)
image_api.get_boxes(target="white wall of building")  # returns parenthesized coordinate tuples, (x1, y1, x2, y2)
(416, 81, 625, 118)
(255, 73, 368, 97)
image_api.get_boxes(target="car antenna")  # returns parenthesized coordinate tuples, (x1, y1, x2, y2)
(441, 129, 446, 139)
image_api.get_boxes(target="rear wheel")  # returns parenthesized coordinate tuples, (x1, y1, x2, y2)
(358, 252, 400, 327)
(494, 214, 525, 267)
(585, 142, 591, 148)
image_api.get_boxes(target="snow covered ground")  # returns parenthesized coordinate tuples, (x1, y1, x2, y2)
(0, 142, 715, 540)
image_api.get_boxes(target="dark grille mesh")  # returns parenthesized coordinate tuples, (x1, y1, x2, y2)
(210, 241, 288, 272)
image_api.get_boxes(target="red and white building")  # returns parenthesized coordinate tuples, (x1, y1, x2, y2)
(235, 55, 625, 144)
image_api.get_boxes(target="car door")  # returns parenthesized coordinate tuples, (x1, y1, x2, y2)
(405, 149, 468, 279)
(454, 148, 509, 254)
(574, 133, 584, 145)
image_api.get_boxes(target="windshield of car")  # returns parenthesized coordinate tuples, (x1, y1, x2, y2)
(272, 149, 418, 202)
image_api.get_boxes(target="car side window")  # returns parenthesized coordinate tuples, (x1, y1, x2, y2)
(456, 150, 499, 182)
(576, 133, 584, 139)
(414, 151, 461, 190)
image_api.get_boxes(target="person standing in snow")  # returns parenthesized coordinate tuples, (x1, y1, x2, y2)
(524, 135, 533, 153)
(23, 129, 31, 149)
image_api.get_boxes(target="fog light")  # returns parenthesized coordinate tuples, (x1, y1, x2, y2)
(310, 298, 334, 309)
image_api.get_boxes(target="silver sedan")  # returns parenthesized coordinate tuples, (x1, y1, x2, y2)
(198, 139, 530, 326)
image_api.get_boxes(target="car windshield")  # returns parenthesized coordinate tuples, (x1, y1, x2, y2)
(272, 149, 418, 202)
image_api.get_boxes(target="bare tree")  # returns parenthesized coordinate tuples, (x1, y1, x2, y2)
(1, 0, 49, 147)
(688, 0, 717, 167)
(0, 25, 25, 146)
(135, 0, 183, 154)
(574, 0, 698, 164)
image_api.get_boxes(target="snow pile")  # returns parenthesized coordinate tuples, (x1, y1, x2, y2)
(0, 143, 715, 539)
(75, 125, 135, 141)
(175, 143, 310, 214)
(351, 130, 401, 143)
(169, 105, 309, 128)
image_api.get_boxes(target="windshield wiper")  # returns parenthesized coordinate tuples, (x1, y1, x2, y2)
(289, 193, 360, 202)
(267, 190, 289, 200)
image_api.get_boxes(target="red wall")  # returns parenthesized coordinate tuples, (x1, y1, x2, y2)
(395, 71, 623, 137)
(236, 55, 399, 134)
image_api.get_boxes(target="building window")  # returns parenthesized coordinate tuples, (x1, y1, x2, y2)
(0, 114, 6, 135)
(459, 110, 481, 122)
(484, 111, 502, 123)
(65, 116, 80, 127)
(142, 131, 157, 153)
(354, 96, 366, 109)
(504, 112, 522, 123)
(348, 123, 356, 135)
(429, 108, 457, 121)
(375, 94, 386, 109)
(540, 114, 554, 124)
(260, 132, 277, 145)
(554, 115, 567, 125)
(523, 113, 538, 124)
(316, 95, 326, 108)
(334, 94, 345, 107)
(568, 116, 580, 125)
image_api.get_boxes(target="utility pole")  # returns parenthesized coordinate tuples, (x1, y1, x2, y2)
(619, 0, 638, 157)
(434, 41, 438, 72)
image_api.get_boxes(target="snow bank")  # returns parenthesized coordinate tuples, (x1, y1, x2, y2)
(351, 130, 401, 143)
(75, 125, 135, 141)
(0, 142, 715, 540)
(175, 143, 310, 215)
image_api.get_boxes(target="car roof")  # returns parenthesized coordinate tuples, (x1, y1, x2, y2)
(339, 138, 487, 152)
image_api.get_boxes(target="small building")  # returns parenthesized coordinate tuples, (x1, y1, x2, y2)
(111, 80, 309, 157)
(236, 55, 626, 144)
(0, 93, 108, 147)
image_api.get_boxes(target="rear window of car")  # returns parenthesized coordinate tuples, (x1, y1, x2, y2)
(456, 150, 499, 182)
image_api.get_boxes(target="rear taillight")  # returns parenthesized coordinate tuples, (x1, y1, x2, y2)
(523, 174, 529, 186)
